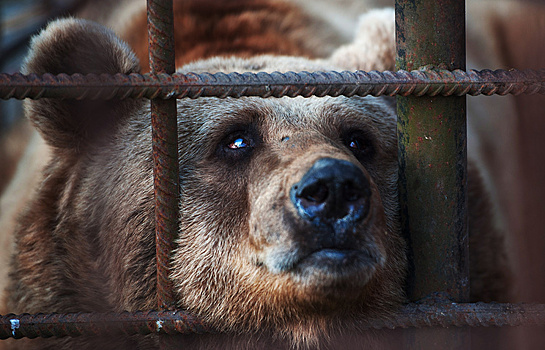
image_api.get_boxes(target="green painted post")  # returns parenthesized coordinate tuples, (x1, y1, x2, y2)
(395, 0, 470, 347)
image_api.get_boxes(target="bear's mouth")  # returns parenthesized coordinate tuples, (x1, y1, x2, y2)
(298, 248, 365, 267)
(281, 246, 384, 294)
(293, 247, 381, 274)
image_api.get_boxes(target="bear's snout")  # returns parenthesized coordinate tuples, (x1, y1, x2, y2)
(290, 158, 371, 232)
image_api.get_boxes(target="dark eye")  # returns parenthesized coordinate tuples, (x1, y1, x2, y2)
(218, 131, 256, 161)
(348, 139, 362, 150)
(343, 131, 375, 160)
(228, 137, 249, 150)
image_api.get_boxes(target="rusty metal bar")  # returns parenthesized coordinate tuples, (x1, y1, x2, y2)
(2, 302, 545, 339)
(396, 0, 469, 304)
(1, 310, 212, 339)
(395, 0, 469, 348)
(147, 0, 178, 311)
(0, 69, 543, 100)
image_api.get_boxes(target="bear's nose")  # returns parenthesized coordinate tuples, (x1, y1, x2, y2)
(290, 158, 371, 226)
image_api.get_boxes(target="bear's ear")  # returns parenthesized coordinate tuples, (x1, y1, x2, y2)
(23, 18, 143, 151)
(329, 8, 395, 72)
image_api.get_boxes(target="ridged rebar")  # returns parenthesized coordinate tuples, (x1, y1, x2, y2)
(147, 0, 178, 312)
(0, 310, 212, 339)
(0, 69, 543, 100)
(2, 303, 545, 339)
(148, 0, 175, 74)
(384, 302, 545, 329)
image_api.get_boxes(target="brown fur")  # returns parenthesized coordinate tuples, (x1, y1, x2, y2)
(0, 2, 511, 349)
(123, 0, 342, 72)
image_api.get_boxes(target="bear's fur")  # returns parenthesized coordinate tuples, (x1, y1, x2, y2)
(121, 0, 343, 71)
(0, 1, 511, 349)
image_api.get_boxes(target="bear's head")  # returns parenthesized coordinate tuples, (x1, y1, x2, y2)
(20, 12, 405, 344)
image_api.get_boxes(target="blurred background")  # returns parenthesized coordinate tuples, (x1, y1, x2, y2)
(1, 0, 84, 124)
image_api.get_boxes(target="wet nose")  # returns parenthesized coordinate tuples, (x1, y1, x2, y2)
(290, 158, 371, 226)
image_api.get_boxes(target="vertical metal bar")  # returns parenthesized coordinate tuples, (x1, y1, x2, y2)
(395, 0, 469, 348)
(147, 0, 178, 311)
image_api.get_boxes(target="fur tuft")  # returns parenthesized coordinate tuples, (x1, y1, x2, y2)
(329, 8, 395, 71)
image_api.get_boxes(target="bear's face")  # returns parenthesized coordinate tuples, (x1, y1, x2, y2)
(169, 92, 406, 328)
(16, 18, 407, 338)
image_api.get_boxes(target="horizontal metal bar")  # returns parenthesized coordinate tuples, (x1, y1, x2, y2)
(1, 310, 212, 339)
(0, 69, 543, 100)
(2, 302, 545, 339)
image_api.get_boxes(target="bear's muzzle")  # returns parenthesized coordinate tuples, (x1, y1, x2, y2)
(290, 157, 371, 234)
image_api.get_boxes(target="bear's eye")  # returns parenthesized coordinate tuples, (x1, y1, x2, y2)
(348, 139, 362, 150)
(228, 137, 249, 150)
(217, 131, 257, 161)
(343, 131, 375, 161)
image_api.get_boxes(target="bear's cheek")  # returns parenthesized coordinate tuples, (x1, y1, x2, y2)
(174, 163, 253, 265)
(246, 158, 388, 298)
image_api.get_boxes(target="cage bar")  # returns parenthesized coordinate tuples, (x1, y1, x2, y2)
(396, 0, 470, 348)
(2, 302, 545, 339)
(147, 0, 178, 311)
(0, 69, 543, 100)
(396, 0, 469, 305)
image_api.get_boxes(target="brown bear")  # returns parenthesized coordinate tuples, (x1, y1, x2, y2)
(0, 1, 511, 349)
